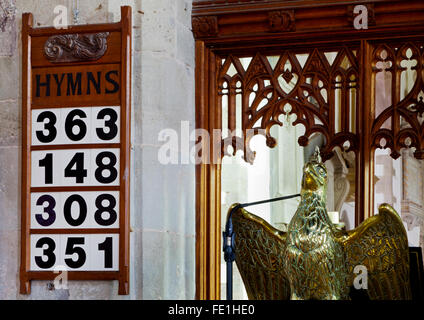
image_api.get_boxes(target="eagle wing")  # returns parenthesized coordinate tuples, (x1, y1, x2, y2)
(230, 204, 290, 300)
(340, 203, 411, 300)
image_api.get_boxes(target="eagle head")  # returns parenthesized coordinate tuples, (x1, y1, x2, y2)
(301, 147, 327, 198)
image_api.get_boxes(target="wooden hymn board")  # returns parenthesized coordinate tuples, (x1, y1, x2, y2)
(20, 6, 132, 295)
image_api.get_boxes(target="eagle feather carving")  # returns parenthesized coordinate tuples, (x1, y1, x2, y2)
(231, 148, 411, 300)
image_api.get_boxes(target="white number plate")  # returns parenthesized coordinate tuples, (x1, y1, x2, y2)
(30, 234, 119, 271)
(32, 107, 121, 146)
(31, 149, 120, 187)
(30, 192, 120, 229)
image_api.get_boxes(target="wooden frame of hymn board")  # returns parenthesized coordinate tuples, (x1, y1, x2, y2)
(20, 6, 132, 295)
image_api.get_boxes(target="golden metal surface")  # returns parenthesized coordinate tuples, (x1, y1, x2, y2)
(231, 148, 411, 300)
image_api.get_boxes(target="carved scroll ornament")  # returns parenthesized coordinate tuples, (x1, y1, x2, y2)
(192, 16, 218, 38)
(268, 10, 295, 33)
(44, 32, 110, 63)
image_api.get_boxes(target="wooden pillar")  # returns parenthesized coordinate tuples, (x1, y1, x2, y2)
(356, 40, 375, 226)
(20, 12, 33, 295)
(195, 41, 221, 300)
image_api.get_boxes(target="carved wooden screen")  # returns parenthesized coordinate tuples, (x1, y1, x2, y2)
(193, 0, 424, 300)
(370, 40, 424, 159)
(218, 46, 360, 164)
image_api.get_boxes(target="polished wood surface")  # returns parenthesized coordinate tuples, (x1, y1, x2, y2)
(118, 5, 132, 296)
(31, 64, 121, 107)
(193, 0, 424, 43)
(20, 12, 33, 295)
(30, 229, 121, 235)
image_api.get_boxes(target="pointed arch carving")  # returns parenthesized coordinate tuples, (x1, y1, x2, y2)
(217, 46, 360, 164)
(371, 41, 424, 159)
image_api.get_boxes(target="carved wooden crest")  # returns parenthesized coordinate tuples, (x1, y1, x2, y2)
(192, 16, 219, 38)
(44, 32, 110, 63)
(268, 10, 295, 33)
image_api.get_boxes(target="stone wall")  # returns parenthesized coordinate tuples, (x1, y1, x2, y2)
(0, 0, 195, 299)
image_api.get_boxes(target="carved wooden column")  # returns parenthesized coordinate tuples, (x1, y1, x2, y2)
(195, 40, 222, 300)
(356, 40, 375, 225)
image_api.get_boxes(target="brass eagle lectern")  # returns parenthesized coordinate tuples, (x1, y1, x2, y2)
(230, 148, 411, 300)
